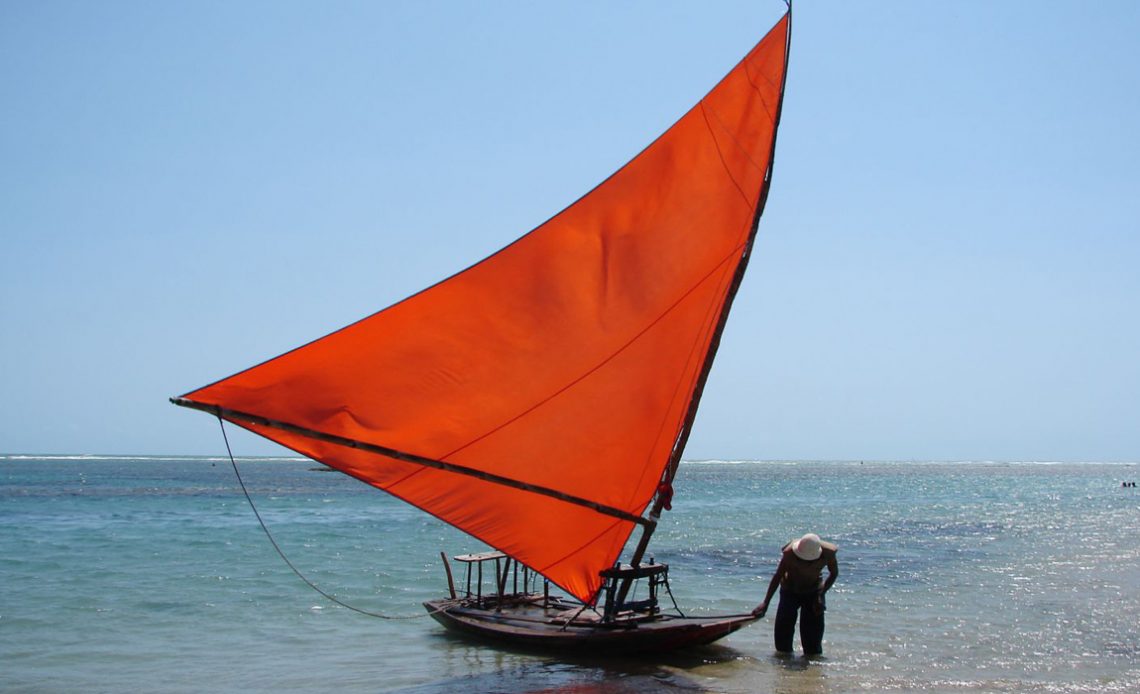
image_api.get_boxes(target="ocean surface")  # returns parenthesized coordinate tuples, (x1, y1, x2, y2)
(2, 455, 1138, 693)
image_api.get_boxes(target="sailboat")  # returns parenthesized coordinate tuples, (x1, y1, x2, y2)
(173, 6, 791, 653)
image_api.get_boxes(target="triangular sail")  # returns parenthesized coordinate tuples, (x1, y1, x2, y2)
(176, 13, 791, 603)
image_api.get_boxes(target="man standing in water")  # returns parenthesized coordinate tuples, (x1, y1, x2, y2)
(753, 533, 838, 656)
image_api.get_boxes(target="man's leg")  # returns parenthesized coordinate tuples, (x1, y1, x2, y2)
(773, 590, 799, 653)
(799, 592, 825, 655)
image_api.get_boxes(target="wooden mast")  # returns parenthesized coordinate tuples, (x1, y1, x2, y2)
(628, 3, 793, 568)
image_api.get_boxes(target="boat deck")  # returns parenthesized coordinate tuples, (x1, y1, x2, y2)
(423, 594, 756, 653)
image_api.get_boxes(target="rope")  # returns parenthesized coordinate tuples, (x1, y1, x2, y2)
(217, 416, 439, 620)
(215, 416, 755, 625)
(662, 571, 686, 618)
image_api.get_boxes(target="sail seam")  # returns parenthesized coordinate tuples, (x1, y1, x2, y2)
(536, 518, 624, 577)
(408, 241, 754, 473)
(625, 250, 740, 510)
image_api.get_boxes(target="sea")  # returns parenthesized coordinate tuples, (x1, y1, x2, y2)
(2, 455, 1138, 693)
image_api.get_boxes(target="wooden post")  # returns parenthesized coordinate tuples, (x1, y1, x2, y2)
(440, 551, 457, 599)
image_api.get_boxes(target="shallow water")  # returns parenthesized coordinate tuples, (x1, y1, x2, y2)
(2, 456, 1138, 692)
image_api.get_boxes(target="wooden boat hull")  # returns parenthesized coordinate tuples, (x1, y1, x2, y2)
(424, 598, 757, 653)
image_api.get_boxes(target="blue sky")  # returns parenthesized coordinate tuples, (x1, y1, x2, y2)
(2, 1, 1137, 461)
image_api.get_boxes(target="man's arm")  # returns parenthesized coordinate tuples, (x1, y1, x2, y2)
(821, 551, 838, 594)
(753, 554, 787, 617)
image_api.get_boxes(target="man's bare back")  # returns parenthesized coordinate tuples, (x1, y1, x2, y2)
(780, 545, 838, 593)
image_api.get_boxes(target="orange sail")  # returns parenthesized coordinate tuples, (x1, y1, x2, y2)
(176, 13, 791, 603)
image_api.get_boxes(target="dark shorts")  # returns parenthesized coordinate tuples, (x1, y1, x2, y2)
(774, 587, 825, 655)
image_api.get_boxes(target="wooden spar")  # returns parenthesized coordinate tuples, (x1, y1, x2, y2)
(170, 397, 650, 528)
(440, 551, 457, 599)
(628, 5, 794, 568)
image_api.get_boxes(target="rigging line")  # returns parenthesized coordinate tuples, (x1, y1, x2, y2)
(699, 102, 754, 211)
(215, 416, 436, 621)
(703, 97, 768, 175)
(739, 39, 779, 123)
(558, 602, 596, 632)
(662, 571, 686, 618)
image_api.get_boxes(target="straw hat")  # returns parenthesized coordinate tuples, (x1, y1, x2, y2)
(790, 533, 824, 561)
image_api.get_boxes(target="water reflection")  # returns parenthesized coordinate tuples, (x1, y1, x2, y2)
(770, 652, 828, 694)
(394, 636, 759, 693)
(393, 633, 838, 694)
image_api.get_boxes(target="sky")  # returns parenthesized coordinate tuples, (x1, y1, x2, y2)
(2, 1, 1137, 461)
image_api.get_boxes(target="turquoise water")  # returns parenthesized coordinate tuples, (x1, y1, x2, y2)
(2, 456, 1138, 692)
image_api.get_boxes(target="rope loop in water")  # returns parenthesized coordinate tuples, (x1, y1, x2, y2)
(217, 416, 437, 620)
